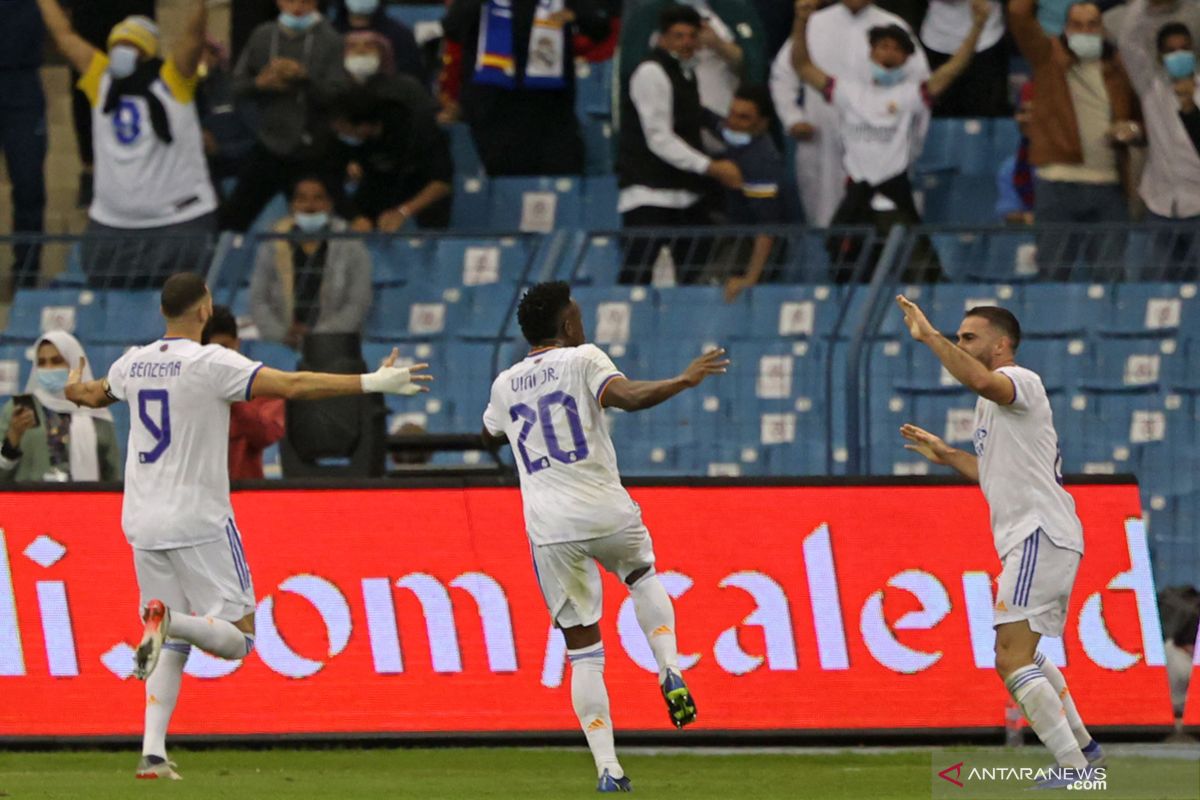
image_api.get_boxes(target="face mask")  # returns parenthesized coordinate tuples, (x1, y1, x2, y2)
(338, 132, 364, 147)
(345, 0, 380, 14)
(344, 53, 381, 80)
(1164, 49, 1196, 79)
(279, 11, 320, 32)
(1067, 33, 1103, 61)
(293, 211, 330, 233)
(721, 127, 753, 147)
(36, 368, 70, 396)
(871, 63, 906, 87)
(108, 44, 140, 79)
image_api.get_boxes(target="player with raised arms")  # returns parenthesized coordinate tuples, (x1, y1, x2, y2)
(64, 272, 432, 780)
(896, 297, 1104, 789)
(481, 281, 728, 792)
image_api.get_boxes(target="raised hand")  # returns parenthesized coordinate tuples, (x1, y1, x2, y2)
(900, 423, 954, 465)
(681, 348, 730, 388)
(68, 356, 86, 387)
(969, 0, 991, 26)
(896, 295, 938, 343)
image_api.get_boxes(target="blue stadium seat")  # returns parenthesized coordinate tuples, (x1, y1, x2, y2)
(656, 286, 750, 342)
(744, 285, 842, 340)
(919, 174, 998, 225)
(0, 342, 33, 392)
(1019, 283, 1111, 336)
(366, 283, 459, 340)
(575, 59, 613, 118)
(431, 237, 532, 288)
(778, 228, 837, 283)
(927, 231, 1039, 282)
(582, 176, 619, 230)
(1108, 282, 1196, 334)
(1019, 337, 1091, 392)
(94, 291, 162, 344)
(385, 4, 445, 28)
(450, 175, 490, 230)
(3, 288, 104, 343)
(1077, 385, 1164, 470)
(581, 117, 615, 176)
(1092, 334, 1184, 389)
(368, 237, 434, 287)
(572, 234, 623, 285)
(445, 123, 483, 178)
(489, 177, 584, 231)
(572, 286, 658, 345)
(873, 386, 977, 475)
(926, 283, 1018, 334)
(241, 340, 298, 371)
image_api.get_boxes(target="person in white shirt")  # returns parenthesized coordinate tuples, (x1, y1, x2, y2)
(37, 0, 218, 288)
(480, 281, 727, 792)
(920, 0, 1009, 117)
(785, 0, 929, 226)
(896, 298, 1106, 790)
(791, 0, 987, 280)
(64, 272, 432, 781)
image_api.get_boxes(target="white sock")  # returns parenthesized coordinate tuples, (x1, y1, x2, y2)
(168, 612, 254, 660)
(142, 642, 187, 758)
(628, 572, 680, 682)
(1006, 664, 1088, 769)
(568, 642, 623, 779)
(1034, 651, 1094, 751)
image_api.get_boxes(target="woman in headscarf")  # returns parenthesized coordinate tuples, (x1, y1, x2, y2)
(0, 331, 122, 482)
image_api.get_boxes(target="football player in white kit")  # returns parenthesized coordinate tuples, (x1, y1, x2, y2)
(895, 297, 1105, 789)
(64, 273, 432, 780)
(481, 282, 728, 793)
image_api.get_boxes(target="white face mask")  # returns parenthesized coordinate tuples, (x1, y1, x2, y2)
(108, 44, 141, 79)
(344, 53, 381, 81)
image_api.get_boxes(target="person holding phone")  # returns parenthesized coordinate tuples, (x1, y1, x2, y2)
(0, 330, 122, 482)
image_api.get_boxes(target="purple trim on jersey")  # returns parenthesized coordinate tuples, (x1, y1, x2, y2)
(244, 363, 265, 401)
(567, 648, 606, 662)
(160, 337, 187, 341)
(595, 373, 624, 403)
(1005, 372, 1018, 405)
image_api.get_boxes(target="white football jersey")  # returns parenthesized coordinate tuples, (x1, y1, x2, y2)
(483, 344, 642, 545)
(107, 338, 263, 550)
(973, 365, 1084, 559)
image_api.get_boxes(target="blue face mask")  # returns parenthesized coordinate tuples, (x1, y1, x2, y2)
(36, 368, 70, 396)
(1164, 49, 1196, 80)
(338, 133, 364, 147)
(871, 63, 906, 87)
(293, 211, 330, 233)
(279, 11, 320, 32)
(721, 127, 753, 147)
(345, 0, 380, 14)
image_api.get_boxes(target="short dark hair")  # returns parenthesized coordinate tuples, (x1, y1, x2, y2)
(517, 281, 572, 346)
(868, 24, 915, 55)
(733, 84, 775, 121)
(201, 305, 238, 345)
(659, 4, 703, 34)
(333, 87, 385, 125)
(966, 306, 1022, 351)
(160, 273, 209, 319)
(290, 173, 333, 201)
(1157, 21, 1193, 53)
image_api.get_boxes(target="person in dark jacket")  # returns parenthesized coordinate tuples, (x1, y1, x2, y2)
(443, 0, 612, 175)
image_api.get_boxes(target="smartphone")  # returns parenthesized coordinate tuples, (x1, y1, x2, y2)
(11, 395, 40, 428)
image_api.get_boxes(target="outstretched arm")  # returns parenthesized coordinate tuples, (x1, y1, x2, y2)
(602, 348, 729, 412)
(789, 0, 831, 93)
(896, 295, 1015, 405)
(900, 423, 979, 481)
(36, 0, 99, 74)
(926, 0, 990, 98)
(64, 358, 119, 409)
(251, 350, 434, 401)
(172, 0, 209, 79)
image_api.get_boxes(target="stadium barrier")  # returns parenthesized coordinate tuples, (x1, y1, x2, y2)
(0, 477, 1175, 741)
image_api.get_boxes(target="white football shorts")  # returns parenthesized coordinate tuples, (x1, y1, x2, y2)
(531, 524, 656, 628)
(132, 529, 256, 623)
(993, 527, 1081, 637)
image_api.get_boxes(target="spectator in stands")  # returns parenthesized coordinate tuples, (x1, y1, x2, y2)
(197, 38, 257, 190)
(442, 0, 612, 176)
(786, 0, 929, 226)
(232, 0, 332, 63)
(920, 0, 1010, 116)
(995, 83, 1038, 224)
(768, 35, 817, 221)
(333, 0, 427, 83)
(250, 176, 373, 349)
(202, 306, 286, 480)
(62, 0, 155, 208)
(1, 0, 47, 293)
(617, 5, 743, 284)
(704, 85, 786, 301)
(792, 0, 992, 280)
(222, 0, 350, 232)
(1119, 0, 1200, 278)
(331, 86, 453, 231)
(1105, 0, 1200, 59)
(342, 30, 440, 110)
(621, 0, 768, 116)
(0, 331, 121, 482)
(1009, 0, 1142, 275)
(38, 0, 218, 289)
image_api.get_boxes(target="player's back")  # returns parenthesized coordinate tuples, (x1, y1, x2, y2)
(483, 345, 641, 546)
(108, 338, 262, 550)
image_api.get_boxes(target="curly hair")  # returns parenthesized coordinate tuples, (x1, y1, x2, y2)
(517, 281, 572, 346)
